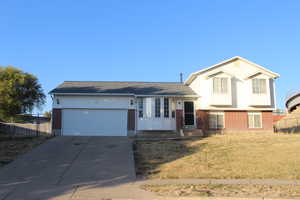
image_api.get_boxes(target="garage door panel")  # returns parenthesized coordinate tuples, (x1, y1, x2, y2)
(62, 109, 127, 136)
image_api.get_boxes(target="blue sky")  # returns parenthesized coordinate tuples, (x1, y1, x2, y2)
(0, 0, 299, 113)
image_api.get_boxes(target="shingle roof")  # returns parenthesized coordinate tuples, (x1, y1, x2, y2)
(50, 81, 197, 96)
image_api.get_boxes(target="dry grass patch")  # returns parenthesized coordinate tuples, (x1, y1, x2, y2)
(0, 135, 51, 167)
(134, 133, 300, 179)
(142, 184, 300, 198)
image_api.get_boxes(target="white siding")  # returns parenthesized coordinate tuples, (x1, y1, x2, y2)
(137, 97, 176, 131)
(53, 95, 135, 109)
(189, 59, 276, 110)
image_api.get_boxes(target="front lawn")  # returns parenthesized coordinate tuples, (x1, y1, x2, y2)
(134, 133, 300, 179)
(0, 134, 51, 167)
(142, 184, 300, 198)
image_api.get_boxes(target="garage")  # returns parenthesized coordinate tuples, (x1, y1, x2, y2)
(62, 109, 128, 136)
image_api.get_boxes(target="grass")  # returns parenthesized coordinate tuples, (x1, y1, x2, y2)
(0, 133, 51, 167)
(134, 133, 300, 179)
(142, 184, 300, 198)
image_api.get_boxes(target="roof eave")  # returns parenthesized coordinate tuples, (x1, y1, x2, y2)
(184, 56, 280, 84)
(50, 92, 135, 96)
(50, 92, 198, 98)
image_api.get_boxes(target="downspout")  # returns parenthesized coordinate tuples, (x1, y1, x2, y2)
(273, 79, 277, 110)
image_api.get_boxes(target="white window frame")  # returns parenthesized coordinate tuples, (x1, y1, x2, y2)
(208, 112, 225, 129)
(213, 77, 228, 94)
(163, 98, 170, 118)
(137, 98, 143, 118)
(248, 112, 263, 128)
(155, 98, 161, 118)
(252, 78, 267, 94)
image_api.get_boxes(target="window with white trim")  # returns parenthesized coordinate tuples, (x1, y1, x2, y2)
(164, 98, 169, 118)
(138, 98, 143, 118)
(155, 98, 161, 118)
(208, 112, 224, 129)
(213, 77, 228, 94)
(171, 101, 176, 118)
(248, 112, 262, 128)
(252, 79, 266, 94)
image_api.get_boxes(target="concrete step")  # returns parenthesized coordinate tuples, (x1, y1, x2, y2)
(183, 128, 204, 137)
(136, 131, 180, 138)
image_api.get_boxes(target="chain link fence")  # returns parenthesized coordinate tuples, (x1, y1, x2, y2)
(0, 122, 52, 136)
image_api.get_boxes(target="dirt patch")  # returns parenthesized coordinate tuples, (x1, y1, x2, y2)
(142, 184, 300, 198)
(0, 134, 52, 167)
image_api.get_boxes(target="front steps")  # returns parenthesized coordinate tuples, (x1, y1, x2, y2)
(136, 131, 180, 138)
(183, 128, 204, 137)
(135, 129, 204, 139)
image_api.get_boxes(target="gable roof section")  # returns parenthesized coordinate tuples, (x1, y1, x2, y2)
(50, 81, 197, 96)
(206, 70, 235, 79)
(185, 56, 280, 85)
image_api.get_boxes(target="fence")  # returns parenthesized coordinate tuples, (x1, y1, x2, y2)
(274, 117, 300, 133)
(0, 122, 52, 136)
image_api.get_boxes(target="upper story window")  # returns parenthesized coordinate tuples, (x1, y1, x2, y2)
(213, 77, 228, 94)
(155, 98, 161, 118)
(252, 78, 266, 94)
(138, 98, 143, 118)
(164, 98, 169, 118)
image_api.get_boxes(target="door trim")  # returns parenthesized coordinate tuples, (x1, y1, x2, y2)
(183, 101, 196, 127)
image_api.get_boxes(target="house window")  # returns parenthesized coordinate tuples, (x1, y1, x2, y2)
(155, 98, 161, 118)
(248, 112, 262, 128)
(145, 98, 152, 118)
(171, 101, 176, 118)
(138, 98, 143, 118)
(164, 98, 169, 118)
(252, 79, 266, 94)
(208, 112, 224, 129)
(213, 77, 228, 94)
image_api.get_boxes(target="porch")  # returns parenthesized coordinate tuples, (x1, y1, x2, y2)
(135, 96, 203, 137)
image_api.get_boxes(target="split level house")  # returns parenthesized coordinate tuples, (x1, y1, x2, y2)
(50, 56, 280, 136)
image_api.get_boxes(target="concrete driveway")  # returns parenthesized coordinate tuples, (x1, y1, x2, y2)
(0, 136, 154, 200)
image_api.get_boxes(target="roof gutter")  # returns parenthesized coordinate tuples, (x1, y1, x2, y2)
(135, 94, 199, 98)
(50, 92, 199, 98)
(50, 92, 135, 96)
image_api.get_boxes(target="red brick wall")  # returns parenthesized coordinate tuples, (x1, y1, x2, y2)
(176, 110, 183, 130)
(196, 110, 273, 132)
(196, 110, 209, 130)
(225, 111, 248, 130)
(127, 109, 135, 131)
(261, 111, 273, 131)
(52, 109, 62, 129)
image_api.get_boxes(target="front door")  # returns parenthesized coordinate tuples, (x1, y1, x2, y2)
(184, 101, 195, 126)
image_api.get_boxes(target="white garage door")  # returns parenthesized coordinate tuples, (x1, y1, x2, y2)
(62, 109, 128, 136)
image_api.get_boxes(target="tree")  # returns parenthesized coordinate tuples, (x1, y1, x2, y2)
(43, 111, 52, 119)
(0, 66, 46, 122)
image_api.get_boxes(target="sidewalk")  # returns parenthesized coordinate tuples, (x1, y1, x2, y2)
(136, 178, 300, 186)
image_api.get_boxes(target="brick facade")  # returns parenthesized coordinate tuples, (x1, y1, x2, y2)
(176, 110, 183, 130)
(52, 109, 62, 129)
(196, 110, 208, 130)
(127, 109, 135, 131)
(52, 109, 62, 135)
(196, 110, 273, 133)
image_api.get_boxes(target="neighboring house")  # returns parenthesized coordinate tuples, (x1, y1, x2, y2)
(50, 56, 279, 136)
(286, 91, 300, 113)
